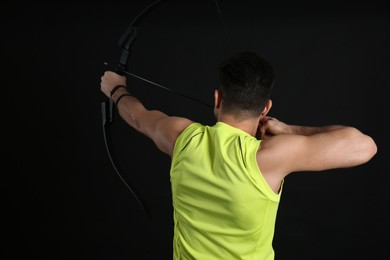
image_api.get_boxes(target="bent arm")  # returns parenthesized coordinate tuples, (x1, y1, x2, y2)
(258, 117, 377, 177)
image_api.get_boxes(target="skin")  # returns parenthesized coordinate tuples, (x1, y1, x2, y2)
(101, 71, 377, 193)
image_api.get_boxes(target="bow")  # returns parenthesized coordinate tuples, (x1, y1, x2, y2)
(101, 0, 165, 218)
(101, 0, 230, 218)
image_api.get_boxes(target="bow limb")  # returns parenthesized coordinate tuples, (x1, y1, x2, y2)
(101, 105, 150, 217)
(100, 0, 231, 218)
(101, 0, 165, 218)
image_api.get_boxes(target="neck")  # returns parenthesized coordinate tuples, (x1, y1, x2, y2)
(218, 114, 260, 137)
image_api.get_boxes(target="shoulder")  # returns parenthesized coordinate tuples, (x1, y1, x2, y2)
(150, 116, 195, 157)
(172, 121, 205, 149)
(256, 134, 308, 190)
(165, 116, 196, 134)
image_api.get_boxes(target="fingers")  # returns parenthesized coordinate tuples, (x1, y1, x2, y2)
(100, 71, 125, 98)
(258, 115, 281, 139)
(101, 70, 126, 80)
(101, 71, 126, 87)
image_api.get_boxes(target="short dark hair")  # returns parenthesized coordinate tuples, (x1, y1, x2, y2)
(218, 51, 275, 118)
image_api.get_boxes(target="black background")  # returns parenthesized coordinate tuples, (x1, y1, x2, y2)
(4, 1, 389, 259)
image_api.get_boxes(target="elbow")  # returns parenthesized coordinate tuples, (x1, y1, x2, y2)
(349, 127, 378, 164)
(361, 135, 377, 163)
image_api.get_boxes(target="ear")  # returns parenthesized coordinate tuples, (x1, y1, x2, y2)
(214, 89, 222, 109)
(260, 99, 272, 119)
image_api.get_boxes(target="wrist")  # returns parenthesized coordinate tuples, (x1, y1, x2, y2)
(111, 87, 133, 107)
(110, 84, 127, 98)
(111, 87, 130, 102)
(115, 93, 133, 107)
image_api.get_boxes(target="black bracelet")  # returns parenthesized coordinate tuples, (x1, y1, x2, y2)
(115, 93, 133, 106)
(110, 85, 127, 97)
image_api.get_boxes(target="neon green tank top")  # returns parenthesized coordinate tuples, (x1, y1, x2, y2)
(170, 122, 283, 260)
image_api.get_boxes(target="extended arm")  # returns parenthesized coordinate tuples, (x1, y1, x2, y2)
(100, 71, 193, 157)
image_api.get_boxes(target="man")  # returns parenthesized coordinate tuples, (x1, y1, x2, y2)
(100, 51, 377, 259)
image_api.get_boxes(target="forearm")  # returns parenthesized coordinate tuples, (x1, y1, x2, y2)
(261, 117, 349, 138)
(288, 124, 347, 136)
(109, 86, 192, 156)
(111, 87, 170, 139)
(111, 87, 146, 131)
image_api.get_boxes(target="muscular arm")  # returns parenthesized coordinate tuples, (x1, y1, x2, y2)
(101, 71, 193, 157)
(257, 117, 377, 188)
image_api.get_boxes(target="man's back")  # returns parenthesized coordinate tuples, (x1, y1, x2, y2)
(170, 122, 282, 260)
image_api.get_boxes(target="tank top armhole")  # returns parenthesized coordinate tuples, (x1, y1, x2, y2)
(172, 122, 203, 158)
(250, 140, 283, 202)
